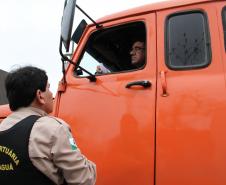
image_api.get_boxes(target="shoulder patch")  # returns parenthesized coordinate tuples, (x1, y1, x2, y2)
(69, 137, 77, 150)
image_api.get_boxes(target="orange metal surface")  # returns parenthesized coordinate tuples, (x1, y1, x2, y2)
(0, 104, 10, 122)
(156, 2, 226, 185)
(56, 14, 157, 185)
(97, 0, 213, 23)
(216, 2, 226, 87)
(54, 1, 226, 184)
(1, 0, 226, 184)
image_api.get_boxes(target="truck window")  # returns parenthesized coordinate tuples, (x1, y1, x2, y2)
(222, 7, 226, 50)
(75, 22, 146, 77)
(166, 11, 211, 70)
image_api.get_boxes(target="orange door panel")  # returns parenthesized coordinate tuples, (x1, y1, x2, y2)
(216, 2, 226, 84)
(56, 14, 156, 185)
(156, 2, 226, 185)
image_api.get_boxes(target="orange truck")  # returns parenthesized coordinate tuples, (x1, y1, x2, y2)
(1, 0, 226, 184)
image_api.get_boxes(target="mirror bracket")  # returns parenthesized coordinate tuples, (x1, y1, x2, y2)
(76, 5, 102, 29)
(59, 39, 96, 83)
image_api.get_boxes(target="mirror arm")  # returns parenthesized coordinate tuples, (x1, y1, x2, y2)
(59, 38, 96, 82)
(61, 58, 67, 84)
(77, 66, 97, 82)
(76, 5, 102, 29)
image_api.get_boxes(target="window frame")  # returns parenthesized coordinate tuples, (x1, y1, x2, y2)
(221, 6, 226, 51)
(74, 21, 147, 78)
(165, 10, 212, 70)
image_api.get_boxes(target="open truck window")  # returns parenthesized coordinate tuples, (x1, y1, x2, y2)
(74, 22, 146, 77)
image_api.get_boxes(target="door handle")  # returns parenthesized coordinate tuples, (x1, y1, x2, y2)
(126, 80, 151, 88)
(160, 70, 169, 97)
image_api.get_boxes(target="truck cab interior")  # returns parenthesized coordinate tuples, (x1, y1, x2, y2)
(75, 21, 146, 76)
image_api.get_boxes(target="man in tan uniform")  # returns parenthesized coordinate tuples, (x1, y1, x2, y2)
(0, 66, 96, 185)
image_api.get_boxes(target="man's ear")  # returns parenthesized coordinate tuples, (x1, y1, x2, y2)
(35, 89, 45, 105)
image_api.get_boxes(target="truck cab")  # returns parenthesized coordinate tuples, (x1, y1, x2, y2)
(2, 0, 226, 184)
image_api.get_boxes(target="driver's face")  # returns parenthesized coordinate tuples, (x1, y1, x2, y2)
(130, 41, 145, 67)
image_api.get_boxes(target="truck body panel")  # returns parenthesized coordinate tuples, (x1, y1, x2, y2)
(156, 2, 226, 185)
(58, 13, 157, 185)
(1, 0, 226, 184)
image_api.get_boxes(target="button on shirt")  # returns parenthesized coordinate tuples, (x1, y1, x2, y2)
(0, 107, 96, 185)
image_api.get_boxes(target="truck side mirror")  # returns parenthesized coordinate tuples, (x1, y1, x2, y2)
(61, 0, 77, 52)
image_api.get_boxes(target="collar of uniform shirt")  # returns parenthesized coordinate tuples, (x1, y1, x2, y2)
(16, 107, 48, 117)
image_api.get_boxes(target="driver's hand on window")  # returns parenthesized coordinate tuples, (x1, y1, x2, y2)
(95, 64, 110, 74)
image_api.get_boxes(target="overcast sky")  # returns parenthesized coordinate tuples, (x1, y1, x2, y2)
(0, 0, 165, 94)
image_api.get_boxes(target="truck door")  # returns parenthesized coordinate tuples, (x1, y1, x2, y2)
(57, 14, 156, 185)
(217, 1, 226, 87)
(156, 2, 226, 185)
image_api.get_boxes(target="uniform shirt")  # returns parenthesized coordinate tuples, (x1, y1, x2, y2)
(0, 107, 96, 185)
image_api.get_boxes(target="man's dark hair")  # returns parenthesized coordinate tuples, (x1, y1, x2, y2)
(5, 66, 48, 111)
